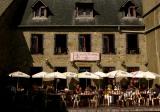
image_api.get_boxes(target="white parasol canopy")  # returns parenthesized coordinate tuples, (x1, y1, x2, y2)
(144, 71, 159, 79)
(47, 71, 67, 79)
(32, 71, 48, 78)
(63, 72, 78, 78)
(131, 70, 158, 89)
(106, 70, 132, 78)
(131, 71, 156, 79)
(131, 71, 146, 78)
(94, 71, 108, 78)
(9, 71, 30, 89)
(78, 71, 101, 79)
(9, 71, 30, 78)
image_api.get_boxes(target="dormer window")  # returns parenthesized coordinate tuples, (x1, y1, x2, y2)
(75, 3, 94, 19)
(125, 6, 136, 17)
(120, 0, 139, 18)
(32, 0, 52, 19)
(34, 6, 47, 18)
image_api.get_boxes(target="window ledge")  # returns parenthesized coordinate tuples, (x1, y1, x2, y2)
(75, 16, 94, 20)
(32, 17, 48, 20)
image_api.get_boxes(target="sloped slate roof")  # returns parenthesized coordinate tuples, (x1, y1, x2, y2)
(0, 0, 14, 16)
(20, 0, 143, 27)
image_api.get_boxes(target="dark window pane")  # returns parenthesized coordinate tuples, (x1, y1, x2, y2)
(31, 34, 43, 54)
(40, 7, 45, 16)
(127, 34, 139, 54)
(103, 67, 115, 73)
(54, 34, 67, 54)
(102, 34, 115, 54)
(79, 34, 91, 52)
(127, 67, 139, 72)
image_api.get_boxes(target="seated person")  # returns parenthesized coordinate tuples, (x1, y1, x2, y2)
(75, 84, 82, 94)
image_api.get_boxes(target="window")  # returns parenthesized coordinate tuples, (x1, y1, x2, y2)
(34, 6, 47, 18)
(79, 67, 91, 73)
(54, 34, 68, 54)
(79, 34, 91, 52)
(120, 1, 139, 18)
(125, 6, 136, 17)
(127, 67, 139, 73)
(30, 67, 43, 75)
(126, 34, 139, 54)
(54, 67, 67, 73)
(75, 3, 94, 18)
(102, 34, 116, 54)
(103, 67, 115, 73)
(30, 34, 43, 54)
(32, 0, 51, 19)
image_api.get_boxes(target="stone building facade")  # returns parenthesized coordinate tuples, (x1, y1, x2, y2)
(142, 0, 160, 83)
(143, 0, 160, 73)
(19, 0, 146, 75)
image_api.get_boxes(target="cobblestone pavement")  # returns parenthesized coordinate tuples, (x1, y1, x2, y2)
(68, 106, 160, 112)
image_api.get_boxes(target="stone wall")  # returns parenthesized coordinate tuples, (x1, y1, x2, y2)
(23, 30, 147, 73)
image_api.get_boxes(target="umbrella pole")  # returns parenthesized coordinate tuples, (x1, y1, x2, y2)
(56, 80, 57, 93)
(86, 79, 87, 89)
(17, 78, 19, 90)
(148, 80, 149, 89)
(42, 79, 43, 88)
(99, 79, 101, 90)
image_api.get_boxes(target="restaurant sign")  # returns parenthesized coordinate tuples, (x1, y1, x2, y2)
(70, 52, 100, 61)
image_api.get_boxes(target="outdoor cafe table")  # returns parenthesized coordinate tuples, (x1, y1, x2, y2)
(107, 90, 124, 105)
(79, 93, 94, 107)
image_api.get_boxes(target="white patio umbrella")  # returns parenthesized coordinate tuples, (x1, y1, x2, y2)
(47, 72, 66, 93)
(62, 72, 78, 89)
(94, 71, 107, 78)
(9, 71, 30, 78)
(32, 71, 48, 78)
(47, 71, 66, 79)
(131, 71, 145, 78)
(9, 71, 30, 89)
(63, 72, 78, 78)
(94, 71, 106, 89)
(78, 71, 101, 88)
(144, 71, 158, 79)
(144, 71, 157, 89)
(78, 71, 101, 79)
(106, 70, 132, 78)
(32, 71, 48, 88)
(131, 71, 156, 89)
